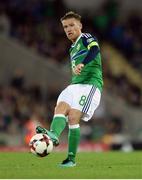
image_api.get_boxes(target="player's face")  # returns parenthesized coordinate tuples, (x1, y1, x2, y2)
(62, 18, 82, 42)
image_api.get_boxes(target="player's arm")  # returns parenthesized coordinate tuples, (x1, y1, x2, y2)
(82, 46, 99, 65)
(82, 34, 100, 65)
(73, 34, 100, 75)
(73, 63, 84, 75)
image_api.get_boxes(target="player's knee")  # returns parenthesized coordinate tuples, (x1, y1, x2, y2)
(54, 102, 70, 116)
(68, 112, 80, 125)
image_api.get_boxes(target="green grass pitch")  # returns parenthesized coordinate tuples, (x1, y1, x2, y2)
(0, 151, 142, 179)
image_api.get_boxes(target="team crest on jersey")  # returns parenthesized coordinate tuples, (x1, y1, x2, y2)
(76, 44, 80, 51)
(87, 38, 94, 43)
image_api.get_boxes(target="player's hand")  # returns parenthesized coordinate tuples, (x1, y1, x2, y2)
(73, 63, 84, 75)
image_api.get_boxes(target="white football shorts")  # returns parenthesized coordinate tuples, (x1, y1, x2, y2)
(57, 84, 101, 121)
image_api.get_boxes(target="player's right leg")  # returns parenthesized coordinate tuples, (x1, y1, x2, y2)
(36, 126, 59, 146)
(36, 102, 70, 146)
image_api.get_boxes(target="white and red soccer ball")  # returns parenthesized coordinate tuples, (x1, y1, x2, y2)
(29, 133, 53, 157)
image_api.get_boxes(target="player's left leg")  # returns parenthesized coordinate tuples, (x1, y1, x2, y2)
(60, 108, 82, 167)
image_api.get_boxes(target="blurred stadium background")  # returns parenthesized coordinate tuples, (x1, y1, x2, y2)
(0, 0, 142, 152)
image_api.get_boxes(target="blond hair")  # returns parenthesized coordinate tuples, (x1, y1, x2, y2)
(60, 11, 81, 22)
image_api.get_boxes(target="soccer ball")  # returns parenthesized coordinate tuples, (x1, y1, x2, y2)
(29, 133, 53, 157)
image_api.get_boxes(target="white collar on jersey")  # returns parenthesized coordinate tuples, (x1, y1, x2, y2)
(71, 33, 83, 48)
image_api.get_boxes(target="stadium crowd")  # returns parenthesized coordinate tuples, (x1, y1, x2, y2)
(0, 0, 142, 69)
(0, 0, 142, 146)
(0, 69, 60, 144)
(0, 69, 123, 146)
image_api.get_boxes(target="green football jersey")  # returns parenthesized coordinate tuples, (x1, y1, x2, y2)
(69, 33, 103, 91)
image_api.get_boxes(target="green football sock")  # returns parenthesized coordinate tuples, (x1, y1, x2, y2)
(50, 114, 67, 138)
(68, 125, 80, 162)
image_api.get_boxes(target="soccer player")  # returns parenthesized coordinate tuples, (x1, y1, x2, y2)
(36, 11, 103, 167)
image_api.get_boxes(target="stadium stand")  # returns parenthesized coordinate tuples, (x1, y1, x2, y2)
(0, 0, 142, 150)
